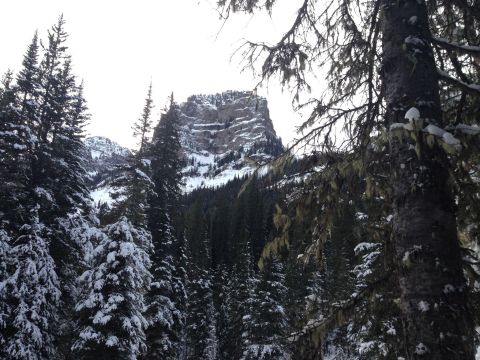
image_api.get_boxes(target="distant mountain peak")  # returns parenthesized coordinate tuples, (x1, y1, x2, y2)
(84, 136, 131, 160)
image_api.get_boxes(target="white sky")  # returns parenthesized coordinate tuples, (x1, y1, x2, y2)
(0, 0, 307, 149)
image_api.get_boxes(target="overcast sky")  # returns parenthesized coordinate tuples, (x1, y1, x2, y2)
(0, 0, 307, 149)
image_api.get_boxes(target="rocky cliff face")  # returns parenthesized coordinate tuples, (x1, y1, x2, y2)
(179, 91, 279, 155)
(85, 90, 283, 201)
(178, 90, 283, 191)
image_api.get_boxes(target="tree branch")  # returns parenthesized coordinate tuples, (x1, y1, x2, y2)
(432, 37, 480, 57)
(437, 69, 480, 97)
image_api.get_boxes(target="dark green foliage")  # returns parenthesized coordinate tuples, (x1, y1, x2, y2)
(132, 82, 154, 155)
(184, 221, 217, 359)
(180, 175, 285, 360)
(243, 256, 290, 360)
(144, 98, 186, 360)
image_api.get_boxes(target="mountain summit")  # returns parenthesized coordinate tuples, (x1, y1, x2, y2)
(178, 90, 283, 191)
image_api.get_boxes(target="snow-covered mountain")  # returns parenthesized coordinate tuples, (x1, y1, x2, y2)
(85, 90, 283, 204)
(84, 136, 131, 160)
(178, 90, 283, 191)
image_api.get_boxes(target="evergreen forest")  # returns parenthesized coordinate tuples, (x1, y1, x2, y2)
(1, 1, 480, 359)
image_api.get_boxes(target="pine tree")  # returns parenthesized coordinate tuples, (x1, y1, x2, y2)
(0, 228, 11, 357)
(243, 256, 290, 360)
(213, 264, 231, 360)
(224, 232, 257, 360)
(111, 85, 155, 229)
(37, 15, 70, 145)
(0, 45, 36, 232)
(34, 19, 94, 358)
(144, 97, 186, 359)
(73, 218, 150, 360)
(185, 201, 217, 359)
(132, 82, 154, 155)
(3, 210, 61, 360)
(73, 86, 155, 359)
(109, 152, 154, 231)
(0, 33, 59, 360)
(16, 31, 41, 131)
(176, 233, 190, 360)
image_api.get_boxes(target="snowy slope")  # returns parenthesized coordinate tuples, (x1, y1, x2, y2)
(84, 136, 131, 206)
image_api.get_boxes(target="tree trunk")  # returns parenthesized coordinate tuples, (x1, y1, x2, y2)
(381, 0, 475, 358)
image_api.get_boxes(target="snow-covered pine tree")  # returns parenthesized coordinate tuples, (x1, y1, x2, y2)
(185, 200, 217, 360)
(110, 82, 155, 230)
(186, 266, 217, 360)
(31, 19, 94, 357)
(223, 227, 258, 360)
(242, 255, 290, 360)
(73, 84, 156, 359)
(213, 264, 231, 360)
(0, 228, 11, 357)
(176, 233, 189, 360)
(0, 33, 62, 360)
(144, 97, 186, 360)
(73, 217, 150, 360)
(3, 209, 61, 360)
(0, 42, 37, 232)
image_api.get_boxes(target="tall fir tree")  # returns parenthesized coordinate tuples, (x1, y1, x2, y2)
(36, 19, 93, 358)
(212, 264, 231, 360)
(144, 97, 186, 359)
(0, 31, 58, 360)
(0, 39, 37, 233)
(132, 82, 154, 155)
(223, 228, 257, 360)
(16, 31, 41, 131)
(185, 199, 217, 360)
(243, 256, 290, 360)
(0, 18, 95, 359)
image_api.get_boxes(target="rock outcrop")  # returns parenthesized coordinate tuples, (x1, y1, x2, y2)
(178, 90, 283, 191)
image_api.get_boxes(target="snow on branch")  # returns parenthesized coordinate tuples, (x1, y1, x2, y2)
(432, 37, 480, 57)
(437, 69, 480, 96)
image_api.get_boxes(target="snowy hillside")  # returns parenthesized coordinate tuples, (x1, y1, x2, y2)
(84, 136, 131, 206)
